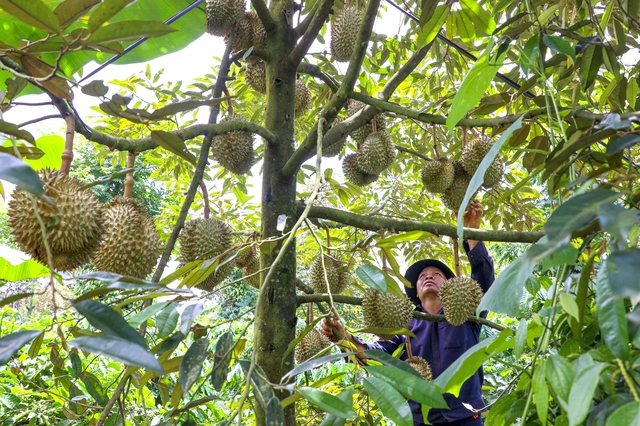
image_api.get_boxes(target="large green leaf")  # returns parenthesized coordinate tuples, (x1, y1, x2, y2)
(599, 204, 640, 243)
(319, 389, 353, 426)
(74, 299, 147, 347)
(0, 0, 60, 33)
(69, 335, 164, 374)
(605, 402, 640, 426)
(24, 135, 64, 171)
(0, 153, 43, 196)
(356, 264, 387, 292)
(0, 120, 35, 143)
(596, 266, 629, 360)
(0, 330, 44, 365)
(266, 397, 285, 426)
(179, 302, 203, 335)
(179, 338, 209, 396)
(87, 0, 135, 32)
(532, 363, 549, 425)
(459, 0, 495, 36)
(363, 349, 422, 377)
(282, 353, 355, 383)
(606, 249, 640, 298)
(543, 35, 576, 63)
(239, 361, 275, 411)
(53, 0, 100, 29)
(567, 362, 606, 426)
(150, 130, 197, 165)
(86, 20, 176, 43)
(127, 302, 170, 329)
(156, 303, 179, 339)
(0, 247, 49, 281)
(362, 377, 412, 426)
(211, 332, 234, 391)
(477, 255, 535, 316)
(416, 5, 449, 48)
(544, 354, 573, 410)
(366, 365, 448, 408)
(298, 387, 357, 419)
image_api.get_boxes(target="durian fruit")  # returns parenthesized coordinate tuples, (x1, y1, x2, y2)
(308, 254, 348, 295)
(250, 11, 267, 49)
(246, 59, 266, 94)
(342, 153, 379, 186)
(481, 155, 504, 188)
(406, 357, 433, 381)
(461, 135, 504, 188)
(356, 131, 396, 175)
(8, 168, 103, 271)
(179, 219, 235, 291)
(294, 80, 312, 118)
(295, 328, 331, 364)
(206, 0, 246, 37)
(361, 288, 415, 340)
(229, 12, 254, 52)
(441, 161, 475, 212)
(243, 254, 261, 289)
(438, 276, 484, 326)
(331, 7, 362, 62)
(346, 100, 386, 144)
(323, 117, 347, 157)
(235, 245, 256, 268)
(212, 114, 255, 174)
(92, 197, 161, 278)
(421, 158, 455, 194)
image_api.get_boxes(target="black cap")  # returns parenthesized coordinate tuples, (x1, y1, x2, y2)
(404, 259, 456, 305)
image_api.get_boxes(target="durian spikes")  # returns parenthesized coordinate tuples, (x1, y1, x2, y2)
(421, 157, 455, 194)
(406, 356, 433, 381)
(438, 276, 484, 326)
(308, 254, 349, 295)
(295, 328, 331, 364)
(362, 288, 415, 340)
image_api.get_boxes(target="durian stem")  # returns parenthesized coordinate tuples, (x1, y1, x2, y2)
(453, 238, 461, 276)
(462, 127, 467, 149)
(325, 228, 331, 254)
(60, 114, 75, 175)
(431, 124, 440, 158)
(405, 337, 413, 359)
(307, 302, 313, 323)
(199, 180, 210, 219)
(123, 151, 136, 198)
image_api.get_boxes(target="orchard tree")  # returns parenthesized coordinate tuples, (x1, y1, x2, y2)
(1, 0, 640, 425)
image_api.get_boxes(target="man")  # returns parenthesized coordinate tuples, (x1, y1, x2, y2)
(321, 200, 494, 426)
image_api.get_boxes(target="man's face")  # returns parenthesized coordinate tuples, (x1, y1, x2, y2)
(416, 266, 447, 299)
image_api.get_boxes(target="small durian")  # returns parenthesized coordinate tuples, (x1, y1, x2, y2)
(294, 80, 312, 118)
(243, 254, 261, 289)
(438, 276, 484, 326)
(361, 288, 415, 340)
(406, 357, 433, 381)
(92, 198, 161, 278)
(346, 100, 386, 144)
(8, 168, 103, 271)
(246, 59, 266, 94)
(441, 161, 475, 212)
(421, 158, 455, 194)
(212, 114, 254, 174)
(342, 153, 379, 186)
(322, 117, 347, 157)
(309, 254, 347, 295)
(235, 245, 256, 268)
(331, 7, 362, 62)
(356, 131, 396, 175)
(179, 218, 235, 291)
(206, 0, 246, 37)
(295, 328, 331, 364)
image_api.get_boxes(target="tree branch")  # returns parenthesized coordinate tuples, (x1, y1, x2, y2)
(296, 294, 506, 331)
(299, 203, 546, 243)
(250, 0, 275, 31)
(294, 0, 323, 37)
(289, 0, 335, 65)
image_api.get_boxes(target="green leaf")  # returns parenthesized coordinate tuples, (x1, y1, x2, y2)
(54, 0, 101, 29)
(70, 351, 82, 377)
(567, 363, 606, 426)
(86, 20, 177, 43)
(456, 115, 524, 239)
(179, 303, 203, 335)
(266, 397, 285, 426)
(150, 130, 197, 165)
(559, 294, 580, 321)
(239, 361, 275, 410)
(282, 317, 325, 364)
(81, 80, 109, 97)
(211, 332, 234, 391)
(596, 266, 629, 360)
(416, 5, 449, 48)
(155, 331, 185, 356)
(459, 0, 495, 36)
(156, 303, 179, 339)
(83, 373, 108, 406)
(127, 302, 169, 329)
(599, 204, 640, 243)
(477, 255, 535, 316)
(520, 33, 540, 75)
(87, 0, 136, 31)
(69, 336, 164, 374)
(0, 153, 43, 196)
(0, 120, 35, 143)
(363, 350, 421, 378)
(579, 44, 603, 91)
(434, 329, 513, 396)
(282, 353, 355, 383)
(446, 41, 506, 132)
(543, 35, 576, 63)
(605, 401, 640, 426)
(179, 338, 209, 396)
(0, 0, 61, 33)
(0, 330, 44, 365)
(362, 377, 412, 426)
(606, 249, 640, 298)
(514, 319, 527, 358)
(299, 387, 357, 419)
(74, 299, 146, 348)
(319, 389, 353, 426)
(25, 135, 64, 171)
(606, 134, 640, 155)
(532, 364, 548, 425)
(366, 365, 448, 408)
(356, 264, 387, 292)
(0, 248, 49, 281)
(148, 98, 229, 120)
(540, 244, 579, 272)
(545, 354, 573, 409)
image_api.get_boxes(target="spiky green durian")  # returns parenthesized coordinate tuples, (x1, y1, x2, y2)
(331, 7, 362, 62)
(8, 168, 103, 271)
(421, 157, 455, 194)
(206, 0, 246, 37)
(295, 328, 331, 364)
(322, 117, 347, 157)
(294, 80, 312, 118)
(229, 12, 253, 52)
(481, 155, 504, 188)
(342, 153, 379, 186)
(356, 131, 396, 175)
(438, 276, 484, 326)
(246, 59, 266, 94)
(441, 161, 475, 212)
(243, 254, 261, 289)
(309, 254, 348, 295)
(406, 357, 433, 381)
(212, 114, 254, 174)
(179, 219, 235, 291)
(362, 288, 415, 340)
(461, 135, 504, 188)
(346, 100, 386, 144)
(250, 11, 267, 49)
(92, 198, 161, 278)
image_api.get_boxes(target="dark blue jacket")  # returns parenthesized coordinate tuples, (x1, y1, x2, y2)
(353, 241, 494, 424)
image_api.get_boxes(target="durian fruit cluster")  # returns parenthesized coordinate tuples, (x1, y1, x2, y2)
(341, 101, 395, 186)
(330, 7, 362, 62)
(421, 135, 504, 211)
(308, 254, 349, 295)
(438, 277, 484, 326)
(361, 288, 415, 340)
(8, 169, 161, 277)
(295, 328, 331, 364)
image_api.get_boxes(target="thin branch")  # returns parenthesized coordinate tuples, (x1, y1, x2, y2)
(296, 294, 506, 331)
(250, 0, 275, 31)
(17, 114, 61, 128)
(294, 0, 323, 36)
(289, 0, 335, 65)
(395, 144, 431, 161)
(298, 62, 339, 91)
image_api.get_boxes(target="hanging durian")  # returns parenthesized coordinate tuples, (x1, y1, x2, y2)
(440, 160, 475, 211)
(294, 80, 312, 118)
(246, 59, 266, 94)
(322, 117, 347, 157)
(356, 131, 396, 175)
(438, 276, 483, 326)
(421, 157, 455, 194)
(8, 168, 103, 271)
(342, 153, 379, 186)
(212, 114, 255, 174)
(229, 12, 254, 52)
(461, 135, 504, 188)
(361, 288, 415, 340)
(206, 0, 246, 37)
(92, 197, 161, 278)
(295, 328, 331, 364)
(406, 356, 433, 381)
(308, 254, 348, 295)
(346, 100, 386, 144)
(242, 254, 261, 289)
(331, 7, 362, 62)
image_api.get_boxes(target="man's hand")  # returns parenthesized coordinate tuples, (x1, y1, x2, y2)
(321, 318, 348, 342)
(463, 199, 483, 229)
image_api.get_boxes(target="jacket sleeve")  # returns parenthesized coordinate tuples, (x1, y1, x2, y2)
(350, 334, 403, 355)
(463, 240, 495, 294)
